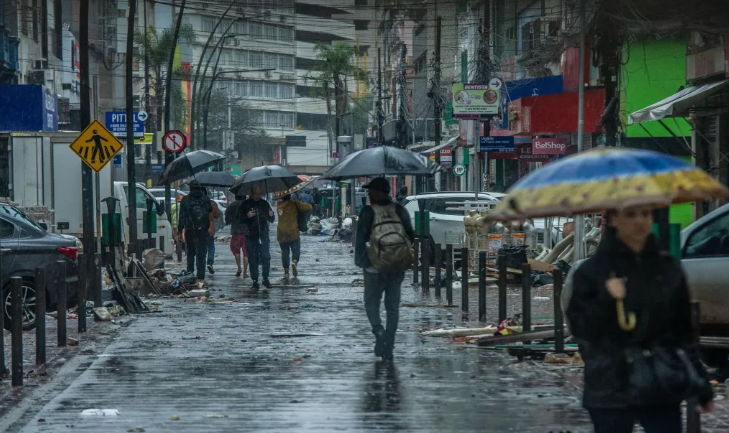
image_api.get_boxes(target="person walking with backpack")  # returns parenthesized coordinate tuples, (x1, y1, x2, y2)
(241, 185, 275, 290)
(276, 194, 312, 280)
(179, 181, 212, 281)
(225, 194, 249, 278)
(354, 177, 415, 360)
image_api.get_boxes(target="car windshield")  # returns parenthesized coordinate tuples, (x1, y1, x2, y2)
(0, 204, 45, 231)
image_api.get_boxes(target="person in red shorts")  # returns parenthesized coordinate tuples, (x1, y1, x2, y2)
(225, 194, 249, 278)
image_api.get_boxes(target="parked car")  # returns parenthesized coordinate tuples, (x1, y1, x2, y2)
(0, 203, 79, 330)
(148, 188, 187, 203)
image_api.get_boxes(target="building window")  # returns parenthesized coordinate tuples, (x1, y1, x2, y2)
(354, 20, 368, 31)
(250, 51, 263, 68)
(279, 27, 294, 42)
(236, 21, 248, 35)
(264, 25, 278, 41)
(238, 51, 249, 68)
(250, 23, 262, 39)
(202, 18, 215, 33)
(264, 53, 277, 69)
(279, 55, 293, 71)
(355, 0, 368, 5)
(250, 81, 263, 98)
(265, 83, 278, 98)
(280, 84, 294, 99)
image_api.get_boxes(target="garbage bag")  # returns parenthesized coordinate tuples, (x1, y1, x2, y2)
(496, 245, 528, 269)
(533, 272, 554, 286)
(320, 218, 338, 236)
(142, 248, 166, 271)
(337, 228, 353, 243)
(177, 270, 197, 285)
(552, 259, 571, 275)
(342, 217, 353, 229)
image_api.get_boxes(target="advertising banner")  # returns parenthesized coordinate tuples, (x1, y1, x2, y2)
(480, 136, 515, 153)
(516, 142, 553, 162)
(452, 78, 503, 118)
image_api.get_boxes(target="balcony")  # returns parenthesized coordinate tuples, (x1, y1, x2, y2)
(0, 32, 19, 83)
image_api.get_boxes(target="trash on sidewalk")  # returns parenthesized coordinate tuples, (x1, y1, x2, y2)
(142, 248, 166, 271)
(421, 326, 497, 338)
(189, 289, 210, 298)
(93, 307, 113, 321)
(80, 409, 120, 416)
(67, 337, 79, 346)
(544, 352, 584, 367)
(127, 428, 146, 432)
(169, 415, 180, 421)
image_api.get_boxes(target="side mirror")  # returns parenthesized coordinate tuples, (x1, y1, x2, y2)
(39, 222, 48, 231)
(156, 200, 165, 216)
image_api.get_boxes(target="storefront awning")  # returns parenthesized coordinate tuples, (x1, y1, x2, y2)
(408, 136, 457, 154)
(628, 80, 729, 124)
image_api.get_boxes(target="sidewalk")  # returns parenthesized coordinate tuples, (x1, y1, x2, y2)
(1, 232, 726, 432)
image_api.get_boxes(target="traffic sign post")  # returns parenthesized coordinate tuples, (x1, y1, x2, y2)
(163, 130, 186, 154)
(453, 164, 466, 177)
(69, 120, 125, 172)
(105, 111, 145, 138)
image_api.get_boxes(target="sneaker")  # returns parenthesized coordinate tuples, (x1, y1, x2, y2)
(262, 279, 272, 289)
(207, 265, 215, 275)
(284, 268, 290, 280)
(292, 262, 298, 278)
(251, 281, 260, 291)
(382, 342, 394, 361)
(374, 328, 386, 357)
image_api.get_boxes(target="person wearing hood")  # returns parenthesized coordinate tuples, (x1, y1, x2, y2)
(179, 181, 212, 280)
(565, 206, 714, 433)
(241, 184, 275, 290)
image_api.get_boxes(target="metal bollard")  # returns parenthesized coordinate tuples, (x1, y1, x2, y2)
(498, 256, 507, 323)
(35, 267, 46, 365)
(687, 301, 702, 433)
(421, 240, 429, 294)
(521, 263, 532, 333)
(11, 277, 23, 386)
(434, 244, 442, 298)
(553, 270, 564, 353)
(78, 254, 87, 333)
(461, 247, 469, 313)
(412, 239, 419, 286)
(57, 260, 67, 347)
(478, 252, 486, 322)
(445, 244, 453, 306)
(93, 253, 102, 307)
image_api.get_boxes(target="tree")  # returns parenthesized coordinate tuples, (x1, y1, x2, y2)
(134, 25, 196, 131)
(204, 89, 264, 152)
(310, 42, 365, 135)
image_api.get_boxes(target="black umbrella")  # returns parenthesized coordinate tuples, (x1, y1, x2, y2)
(229, 165, 303, 195)
(157, 150, 226, 185)
(186, 171, 236, 188)
(320, 146, 440, 181)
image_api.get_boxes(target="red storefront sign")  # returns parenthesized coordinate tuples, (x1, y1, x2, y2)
(533, 138, 567, 155)
(429, 147, 453, 167)
(511, 88, 606, 134)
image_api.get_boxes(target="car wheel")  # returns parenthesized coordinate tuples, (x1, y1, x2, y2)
(3, 279, 39, 331)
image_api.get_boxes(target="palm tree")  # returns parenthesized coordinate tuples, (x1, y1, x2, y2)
(311, 42, 365, 136)
(134, 25, 196, 131)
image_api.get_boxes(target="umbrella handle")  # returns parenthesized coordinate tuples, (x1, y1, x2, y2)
(616, 299, 636, 331)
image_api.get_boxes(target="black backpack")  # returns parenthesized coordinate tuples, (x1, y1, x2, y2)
(187, 196, 210, 232)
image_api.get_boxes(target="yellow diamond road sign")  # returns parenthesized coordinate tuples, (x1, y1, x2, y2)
(70, 119, 125, 172)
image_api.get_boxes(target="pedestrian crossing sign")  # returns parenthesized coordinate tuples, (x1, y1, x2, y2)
(69, 119, 125, 172)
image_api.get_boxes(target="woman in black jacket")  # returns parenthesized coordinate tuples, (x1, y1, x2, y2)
(566, 206, 714, 433)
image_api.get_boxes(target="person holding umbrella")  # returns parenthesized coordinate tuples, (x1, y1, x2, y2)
(179, 181, 212, 281)
(241, 184, 275, 290)
(355, 178, 415, 360)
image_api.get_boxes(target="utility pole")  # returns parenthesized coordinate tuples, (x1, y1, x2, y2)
(79, 0, 95, 308)
(126, 0, 139, 256)
(377, 47, 383, 146)
(398, 44, 407, 149)
(432, 16, 443, 190)
(143, 0, 151, 182)
(164, 0, 187, 224)
(573, 0, 587, 262)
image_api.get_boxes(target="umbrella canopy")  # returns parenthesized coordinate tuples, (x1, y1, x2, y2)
(229, 165, 303, 195)
(320, 146, 440, 181)
(186, 171, 236, 188)
(157, 150, 226, 185)
(486, 147, 729, 220)
(273, 175, 315, 199)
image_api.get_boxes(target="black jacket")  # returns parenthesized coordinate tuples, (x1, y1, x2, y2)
(566, 229, 713, 408)
(354, 198, 415, 269)
(240, 198, 274, 239)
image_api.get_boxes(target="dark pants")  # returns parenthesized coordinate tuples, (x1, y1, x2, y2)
(186, 230, 208, 279)
(280, 238, 301, 269)
(245, 233, 270, 282)
(364, 270, 404, 350)
(588, 405, 681, 433)
(207, 234, 215, 266)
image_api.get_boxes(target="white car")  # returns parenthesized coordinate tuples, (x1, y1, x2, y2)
(403, 191, 564, 250)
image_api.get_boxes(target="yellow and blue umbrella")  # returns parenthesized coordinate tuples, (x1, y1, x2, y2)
(488, 147, 729, 220)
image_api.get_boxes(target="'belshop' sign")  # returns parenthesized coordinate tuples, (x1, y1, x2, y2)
(533, 138, 567, 155)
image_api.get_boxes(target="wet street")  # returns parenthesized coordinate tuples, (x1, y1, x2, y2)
(2, 230, 728, 432)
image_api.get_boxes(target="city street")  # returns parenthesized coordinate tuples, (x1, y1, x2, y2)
(1, 231, 728, 432)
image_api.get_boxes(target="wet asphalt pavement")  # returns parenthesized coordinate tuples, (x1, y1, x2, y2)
(2, 229, 728, 432)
